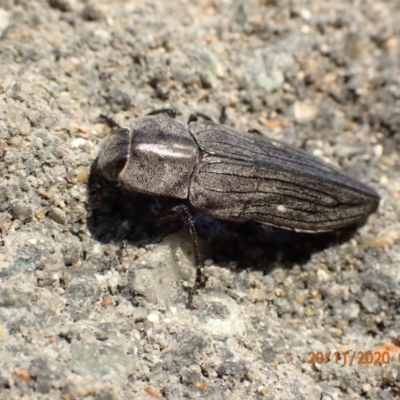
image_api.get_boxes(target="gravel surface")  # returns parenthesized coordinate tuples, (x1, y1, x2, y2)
(1, 1, 400, 399)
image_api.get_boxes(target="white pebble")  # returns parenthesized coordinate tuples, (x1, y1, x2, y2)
(147, 312, 159, 324)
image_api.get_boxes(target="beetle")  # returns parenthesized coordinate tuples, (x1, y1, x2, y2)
(95, 109, 380, 304)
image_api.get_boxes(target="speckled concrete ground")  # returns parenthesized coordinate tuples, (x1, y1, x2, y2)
(1, 1, 399, 399)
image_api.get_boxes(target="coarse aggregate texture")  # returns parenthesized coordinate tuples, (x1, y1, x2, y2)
(0, 0, 399, 399)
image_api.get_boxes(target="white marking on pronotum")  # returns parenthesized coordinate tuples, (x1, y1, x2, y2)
(136, 143, 193, 159)
(276, 204, 287, 213)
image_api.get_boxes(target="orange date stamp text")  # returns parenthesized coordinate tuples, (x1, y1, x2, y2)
(307, 350, 399, 366)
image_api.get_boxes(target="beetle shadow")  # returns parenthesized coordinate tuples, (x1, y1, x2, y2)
(86, 161, 166, 247)
(193, 216, 360, 272)
(86, 161, 362, 274)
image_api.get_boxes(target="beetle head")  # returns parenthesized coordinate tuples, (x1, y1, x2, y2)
(96, 127, 130, 184)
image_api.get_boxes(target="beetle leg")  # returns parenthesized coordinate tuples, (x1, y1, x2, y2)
(218, 106, 228, 124)
(247, 128, 263, 135)
(154, 204, 201, 264)
(189, 107, 226, 124)
(147, 108, 177, 118)
(96, 114, 121, 129)
(149, 203, 203, 308)
(118, 238, 128, 260)
(188, 112, 214, 124)
(171, 205, 203, 308)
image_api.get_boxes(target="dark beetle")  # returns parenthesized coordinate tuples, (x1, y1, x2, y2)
(96, 109, 379, 303)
